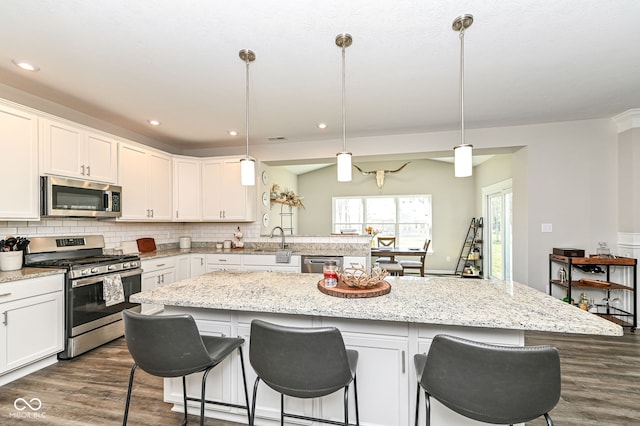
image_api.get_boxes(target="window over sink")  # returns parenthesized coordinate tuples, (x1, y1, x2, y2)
(332, 195, 432, 248)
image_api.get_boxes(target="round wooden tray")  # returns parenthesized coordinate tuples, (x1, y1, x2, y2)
(317, 279, 391, 298)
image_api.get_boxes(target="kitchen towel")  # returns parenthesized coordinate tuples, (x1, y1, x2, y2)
(103, 274, 125, 307)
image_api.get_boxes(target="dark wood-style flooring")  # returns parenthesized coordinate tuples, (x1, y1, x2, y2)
(0, 330, 638, 425)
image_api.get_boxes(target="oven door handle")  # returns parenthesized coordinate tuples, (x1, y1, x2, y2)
(72, 268, 143, 288)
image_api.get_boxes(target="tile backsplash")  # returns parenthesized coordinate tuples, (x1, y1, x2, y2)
(0, 219, 371, 253)
(0, 219, 262, 249)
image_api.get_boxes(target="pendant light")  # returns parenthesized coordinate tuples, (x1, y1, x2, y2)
(239, 49, 256, 186)
(336, 33, 353, 182)
(452, 14, 473, 178)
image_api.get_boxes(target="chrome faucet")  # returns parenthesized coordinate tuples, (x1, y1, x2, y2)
(270, 226, 287, 249)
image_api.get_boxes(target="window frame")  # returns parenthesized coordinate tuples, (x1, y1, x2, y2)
(332, 194, 432, 249)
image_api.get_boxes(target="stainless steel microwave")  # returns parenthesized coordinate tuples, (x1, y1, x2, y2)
(41, 176, 122, 218)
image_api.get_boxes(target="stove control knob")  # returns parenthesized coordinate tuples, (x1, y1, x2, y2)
(91, 267, 100, 273)
(107, 264, 117, 271)
(123, 262, 130, 268)
(81, 269, 90, 276)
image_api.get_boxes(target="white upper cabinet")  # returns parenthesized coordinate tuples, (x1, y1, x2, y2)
(202, 158, 255, 222)
(119, 142, 172, 221)
(173, 156, 201, 221)
(41, 118, 117, 183)
(0, 102, 39, 220)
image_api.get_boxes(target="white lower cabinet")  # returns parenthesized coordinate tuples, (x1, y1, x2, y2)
(163, 312, 237, 419)
(206, 254, 242, 272)
(242, 254, 301, 273)
(320, 318, 410, 426)
(175, 254, 191, 281)
(0, 274, 65, 385)
(190, 254, 206, 277)
(141, 257, 177, 314)
(162, 308, 411, 425)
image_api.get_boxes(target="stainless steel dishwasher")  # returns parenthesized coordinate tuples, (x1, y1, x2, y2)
(300, 255, 344, 273)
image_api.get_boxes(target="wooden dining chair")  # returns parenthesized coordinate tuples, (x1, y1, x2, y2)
(377, 237, 396, 248)
(399, 239, 430, 277)
(375, 237, 397, 264)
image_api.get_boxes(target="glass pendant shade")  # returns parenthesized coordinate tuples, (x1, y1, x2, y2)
(337, 152, 352, 182)
(240, 157, 255, 186)
(454, 144, 473, 177)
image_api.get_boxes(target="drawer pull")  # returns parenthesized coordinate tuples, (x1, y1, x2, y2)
(0, 292, 12, 298)
(2, 311, 7, 326)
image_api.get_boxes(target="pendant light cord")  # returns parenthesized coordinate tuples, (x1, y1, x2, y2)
(245, 57, 250, 158)
(341, 44, 347, 152)
(459, 27, 465, 146)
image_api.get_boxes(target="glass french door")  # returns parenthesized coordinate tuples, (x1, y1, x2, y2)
(484, 181, 512, 280)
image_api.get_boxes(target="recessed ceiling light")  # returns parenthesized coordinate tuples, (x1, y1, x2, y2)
(228, 130, 238, 136)
(317, 123, 328, 129)
(147, 119, 161, 126)
(11, 59, 40, 72)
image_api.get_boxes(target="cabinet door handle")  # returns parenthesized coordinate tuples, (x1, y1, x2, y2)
(81, 164, 85, 175)
(200, 259, 204, 266)
(151, 209, 154, 218)
(86, 165, 91, 176)
(176, 210, 179, 219)
(402, 350, 406, 374)
(2, 311, 7, 326)
(0, 292, 11, 298)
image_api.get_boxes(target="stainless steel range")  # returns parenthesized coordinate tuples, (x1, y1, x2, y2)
(24, 235, 141, 359)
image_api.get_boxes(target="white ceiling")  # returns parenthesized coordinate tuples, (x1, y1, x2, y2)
(1, 1, 639, 154)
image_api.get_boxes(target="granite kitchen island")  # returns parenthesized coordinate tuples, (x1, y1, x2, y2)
(131, 271, 621, 426)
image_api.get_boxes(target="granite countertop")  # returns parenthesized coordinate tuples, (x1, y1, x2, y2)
(138, 247, 368, 260)
(0, 267, 66, 283)
(130, 270, 623, 336)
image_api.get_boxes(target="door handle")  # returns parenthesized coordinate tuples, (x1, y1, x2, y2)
(86, 165, 91, 176)
(402, 350, 406, 374)
(81, 164, 85, 175)
(2, 311, 7, 326)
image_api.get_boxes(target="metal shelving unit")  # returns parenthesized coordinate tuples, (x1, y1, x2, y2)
(455, 217, 483, 278)
(549, 254, 637, 331)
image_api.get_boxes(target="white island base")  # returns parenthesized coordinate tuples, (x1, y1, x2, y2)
(129, 271, 620, 426)
(163, 306, 524, 426)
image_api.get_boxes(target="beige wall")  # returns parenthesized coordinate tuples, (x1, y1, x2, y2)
(296, 159, 476, 272)
(262, 165, 299, 235)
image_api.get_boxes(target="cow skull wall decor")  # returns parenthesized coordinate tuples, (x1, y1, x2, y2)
(353, 162, 410, 189)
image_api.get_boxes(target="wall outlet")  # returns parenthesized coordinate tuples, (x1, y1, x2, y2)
(446, 256, 451, 262)
(541, 223, 553, 233)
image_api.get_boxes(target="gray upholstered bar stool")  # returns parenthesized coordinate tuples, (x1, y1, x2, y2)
(122, 310, 251, 426)
(249, 319, 359, 426)
(414, 334, 561, 426)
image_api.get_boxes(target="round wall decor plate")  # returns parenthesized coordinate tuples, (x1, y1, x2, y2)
(262, 213, 269, 227)
(261, 170, 269, 185)
(262, 192, 269, 206)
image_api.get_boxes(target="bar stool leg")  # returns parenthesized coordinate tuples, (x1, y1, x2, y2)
(238, 346, 252, 425)
(353, 374, 360, 426)
(182, 376, 188, 426)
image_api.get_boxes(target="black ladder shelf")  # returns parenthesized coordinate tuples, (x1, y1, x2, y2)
(455, 217, 484, 278)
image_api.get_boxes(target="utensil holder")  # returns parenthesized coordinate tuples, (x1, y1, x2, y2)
(0, 250, 23, 272)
